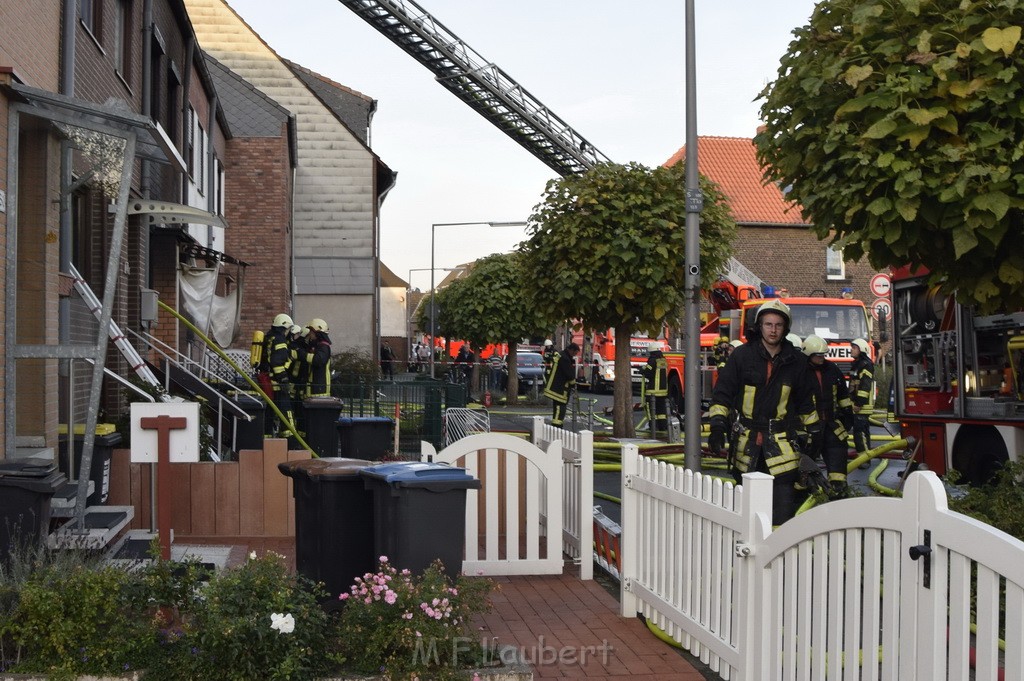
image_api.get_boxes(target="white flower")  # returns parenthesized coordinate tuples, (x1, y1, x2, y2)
(270, 612, 295, 634)
(249, 551, 257, 560)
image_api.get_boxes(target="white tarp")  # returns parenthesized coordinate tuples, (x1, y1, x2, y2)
(179, 266, 239, 347)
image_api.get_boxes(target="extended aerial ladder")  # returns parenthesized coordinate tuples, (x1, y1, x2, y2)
(338, 0, 611, 176)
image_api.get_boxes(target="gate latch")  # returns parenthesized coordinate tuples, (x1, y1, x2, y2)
(909, 529, 932, 589)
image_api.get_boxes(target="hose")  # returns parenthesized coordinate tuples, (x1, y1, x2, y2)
(157, 301, 314, 455)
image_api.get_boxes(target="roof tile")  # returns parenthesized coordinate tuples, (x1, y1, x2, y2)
(664, 136, 810, 227)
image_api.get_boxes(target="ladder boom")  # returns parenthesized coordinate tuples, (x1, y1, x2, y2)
(338, 0, 611, 176)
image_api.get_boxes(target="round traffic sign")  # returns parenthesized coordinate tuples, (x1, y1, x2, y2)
(872, 297, 892, 321)
(870, 273, 892, 298)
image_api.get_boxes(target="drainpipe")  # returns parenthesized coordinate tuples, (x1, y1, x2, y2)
(59, 0, 77, 445)
(141, 0, 153, 285)
(207, 91, 217, 248)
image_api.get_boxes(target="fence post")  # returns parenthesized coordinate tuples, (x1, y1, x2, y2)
(619, 442, 640, 617)
(531, 415, 544, 446)
(579, 429, 594, 580)
(736, 471, 773, 680)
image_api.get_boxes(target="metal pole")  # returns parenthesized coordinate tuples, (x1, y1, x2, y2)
(429, 224, 437, 379)
(683, 0, 702, 472)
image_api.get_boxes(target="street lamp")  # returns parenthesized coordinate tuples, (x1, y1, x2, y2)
(683, 0, 702, 471)
(429, 221, 527, 378)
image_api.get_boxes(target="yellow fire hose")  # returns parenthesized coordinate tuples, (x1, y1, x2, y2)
(158, 301, 315, 455)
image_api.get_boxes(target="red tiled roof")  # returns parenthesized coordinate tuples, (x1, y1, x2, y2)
(664, 136, 810, 227)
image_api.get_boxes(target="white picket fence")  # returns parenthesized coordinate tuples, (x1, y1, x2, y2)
(531, 416, 594, 580)
(619, 443, 1024, 681)
(422, 432, 564, 576)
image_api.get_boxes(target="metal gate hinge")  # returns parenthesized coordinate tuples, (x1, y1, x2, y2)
(735, 541, 754, 558)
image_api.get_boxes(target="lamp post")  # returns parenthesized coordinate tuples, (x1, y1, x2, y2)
(683, 0, 702, 471)
(429, 221, 527, 378)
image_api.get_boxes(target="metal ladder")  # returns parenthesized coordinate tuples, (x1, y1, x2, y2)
(338, 0, 610, 176)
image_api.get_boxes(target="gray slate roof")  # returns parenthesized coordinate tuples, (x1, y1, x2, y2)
(285, 59, 374, 146)
(205, 53, 291, 137)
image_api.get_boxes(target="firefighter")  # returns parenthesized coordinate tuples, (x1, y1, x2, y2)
(287, 325, 309, 434)
(708, 298, 821, 524)
(263, 313, 295, 436)
(803, 334, 855, 495)
(712, 336, 732, 370)
(849, 337, 875, 455)
(541, 339, 555, 377)
(543, 342, 579, 427)
(305, 318, 333, 397)
(640, 341, 669, 435)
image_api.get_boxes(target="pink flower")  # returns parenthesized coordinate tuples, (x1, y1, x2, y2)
(402, 612, 413, 620)
(338, 593, 349, 601)
(384, 590, 397, 605)
(379, 555, 389, 563)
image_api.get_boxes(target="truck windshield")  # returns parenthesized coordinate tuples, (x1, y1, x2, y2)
(747, 303, 868, 340)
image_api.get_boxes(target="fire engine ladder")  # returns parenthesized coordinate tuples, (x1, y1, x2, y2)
(337, 0, 610, 176)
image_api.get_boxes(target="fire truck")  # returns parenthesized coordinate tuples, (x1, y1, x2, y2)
(892, 266, 1024, 485)
(572, 328, 670, 394)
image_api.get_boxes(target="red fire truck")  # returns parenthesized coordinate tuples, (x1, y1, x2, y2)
(892, 266, 1024, 485)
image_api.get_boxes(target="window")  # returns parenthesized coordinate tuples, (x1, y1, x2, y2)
(826, 246, 846, 280)
(80, 0, 102, 38)
(114, 0, 132, 81)
(186, 105, 195, 179)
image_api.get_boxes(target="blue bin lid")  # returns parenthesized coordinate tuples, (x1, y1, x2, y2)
(338, 416, 395, 425)
(358, 461, 480, 489)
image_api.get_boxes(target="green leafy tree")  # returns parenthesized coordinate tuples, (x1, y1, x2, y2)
(413, 287, 459, 368)
(442, 252, 547, 403)
(520, 161, 737, 436)
(756, 0, 1024, 313)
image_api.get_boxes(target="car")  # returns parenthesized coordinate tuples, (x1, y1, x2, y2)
(501, 351, 546, 389)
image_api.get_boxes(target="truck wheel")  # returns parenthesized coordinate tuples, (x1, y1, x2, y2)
(669, 379, 684, 417)
(952, 426, 1008, 486)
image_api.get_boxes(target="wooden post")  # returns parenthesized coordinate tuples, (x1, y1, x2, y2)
(140, 415, 187, 560)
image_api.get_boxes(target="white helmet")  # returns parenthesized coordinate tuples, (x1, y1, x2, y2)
(802, 334, 829, 356)
(289, 324, 302, 336)
(308, 318, 329, 333)
(852, 338, 871, 354)
(786, 333, 803, 350)
(755, 298, 791, 330)
(272, 313, 293, 328)
(543, 339, 553, 347)
(730, 339, 743, 348)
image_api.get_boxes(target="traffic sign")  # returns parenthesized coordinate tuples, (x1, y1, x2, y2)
(870, 273, 892, 298)
(872, 298, 892, 321)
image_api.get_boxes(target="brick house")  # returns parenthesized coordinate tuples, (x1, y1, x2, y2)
(185, 0, 396, 355)
(665, 136, 882, 306)
(0, 0, 238, 459)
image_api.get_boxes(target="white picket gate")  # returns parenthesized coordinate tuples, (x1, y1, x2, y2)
(422, 432, 563, 576)
(531, 416, 594, 580)
(619, 443, 1024, 681)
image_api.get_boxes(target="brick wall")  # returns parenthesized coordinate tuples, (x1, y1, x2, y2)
(225, 131, 293, 345)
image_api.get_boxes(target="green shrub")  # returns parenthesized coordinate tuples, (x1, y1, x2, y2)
(332, 348, 381, 385)
(336, 557, 494, 680)
(947, 460, 1024, 542)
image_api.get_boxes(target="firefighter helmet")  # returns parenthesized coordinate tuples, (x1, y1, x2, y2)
(730, 339, 743, 348)
(755, 298, 791, 332)
(308, 318, 329, 333)
(543, 339, 553, 347)
(289, 325, 302, 336)
(717, 335, 730, 346)
(852, 338, 871, 354)
(272, 313, 293, 328)
(802, 334, 829, 356)
(786, 333, 803, 350)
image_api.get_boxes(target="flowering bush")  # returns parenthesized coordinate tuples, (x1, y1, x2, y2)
(336, 556, 495, 680)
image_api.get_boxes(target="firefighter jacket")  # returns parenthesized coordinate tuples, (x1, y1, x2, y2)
(305, 333, 333, 397)
(808, 358, 854, 441)
(542, 347, 555, 377)
(709, 340, 820, 476)
(640, 352, 668, 399)
(849, 354, 875, 409)
(288, 337, 310, 396)
(262, 327, 291, 386)
(543, 351, 576, 404)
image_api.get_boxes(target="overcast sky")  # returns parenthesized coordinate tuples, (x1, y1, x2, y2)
(225, 0, 819, 290)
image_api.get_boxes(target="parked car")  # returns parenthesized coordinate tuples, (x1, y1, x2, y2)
(501, 352, 546, 389)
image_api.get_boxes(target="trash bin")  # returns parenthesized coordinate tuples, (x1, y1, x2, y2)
(231, 391, 265, 451)
(337, 416, 395, 460)
(359, 461, 481, 577)
(303, 396, 345, 457)
(278, 457, 377, 601)
(58, 424, 121, 505)
(0, 458, 66, 566)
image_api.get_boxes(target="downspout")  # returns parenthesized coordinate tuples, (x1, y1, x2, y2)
(207, 91, 217, 248)
(59, 0, 77, 448)
(141, 0, 154, 285)
(374, 169, 395, 354)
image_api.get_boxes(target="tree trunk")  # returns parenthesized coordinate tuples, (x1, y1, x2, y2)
(506, 344, 519, 404)
(613, 327, 635, 438)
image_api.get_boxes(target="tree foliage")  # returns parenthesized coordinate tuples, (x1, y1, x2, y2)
(756, 0, 1024, 313)
(441, 252, 547, 402)
(520, 161, 737, 435)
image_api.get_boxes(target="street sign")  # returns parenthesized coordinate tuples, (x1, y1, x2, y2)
(872, 298, 892, 321)
(870, 273, 892, 298)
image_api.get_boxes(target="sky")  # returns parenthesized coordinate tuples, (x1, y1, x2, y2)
(224, 0, 819, 291)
